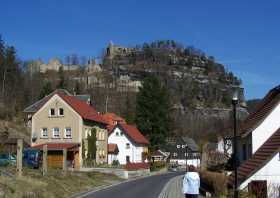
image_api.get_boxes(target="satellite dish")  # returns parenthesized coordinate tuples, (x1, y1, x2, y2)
(32, 133, 37, 143)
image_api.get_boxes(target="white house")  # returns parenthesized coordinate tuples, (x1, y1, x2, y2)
(229, 85, 280, 197)
(107, 123, 149, 165)
(168, 137, 201, 168)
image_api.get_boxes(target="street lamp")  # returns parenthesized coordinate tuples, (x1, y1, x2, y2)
(185, 144, 188, 172)
(232, 89, 239, 198)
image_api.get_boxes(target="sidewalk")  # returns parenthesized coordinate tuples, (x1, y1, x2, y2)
(158, 175, 204, 198)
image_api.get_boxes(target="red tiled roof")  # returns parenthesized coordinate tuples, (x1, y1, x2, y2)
(108, 144, 119, 154)
(152, 150, 165, 156)
(107, 125, 115, 135)
(240, 85, 280, 137)
(23, 89, 70, 113)
(228, 127, 280, 187)
(103, 113, 126, 125)
(119, 123, 149, 145)
(124, 162, 150, 170)
(32, 143, 80, 151)
(57, 93, 107, 124)
(24, 89, 107, 124)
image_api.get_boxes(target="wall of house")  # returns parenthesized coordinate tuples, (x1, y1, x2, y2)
(108, 127, 144, 164)
(83, 122, 108, 164)
(169, 159, 200, 167)
(252, 102, 280, 153)
(31, 95, 84, 167)
(108, 154, 118, 164)
(32, 95, 82, 145)
(239, 152, 280, 198)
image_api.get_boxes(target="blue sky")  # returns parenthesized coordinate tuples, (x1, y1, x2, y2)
(0, 0, 279, 99)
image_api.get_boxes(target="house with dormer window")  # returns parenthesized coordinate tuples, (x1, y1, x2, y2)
(23, 89, 108, 168)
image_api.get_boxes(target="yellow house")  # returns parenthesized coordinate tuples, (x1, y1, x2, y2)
(24, 89, 108, 168)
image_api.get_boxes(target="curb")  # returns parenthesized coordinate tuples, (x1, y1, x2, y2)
(158, 175, 183, 198)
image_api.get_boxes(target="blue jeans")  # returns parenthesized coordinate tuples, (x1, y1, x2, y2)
(185, 194, 198, 198)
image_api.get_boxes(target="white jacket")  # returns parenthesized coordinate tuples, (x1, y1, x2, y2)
(182, 172, 200, 195)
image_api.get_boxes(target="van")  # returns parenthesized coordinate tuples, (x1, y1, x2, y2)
(23, 148, 41, 169)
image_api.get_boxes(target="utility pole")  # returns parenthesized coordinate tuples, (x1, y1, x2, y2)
(185, 144, 188, 172)
(63, 148, 67, 173)
(43, 145, 48, 176)
(16, 139, 23, 177)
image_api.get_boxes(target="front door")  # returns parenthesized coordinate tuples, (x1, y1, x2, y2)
(248, 180, 267, 198)
(126, 156, 130, 163)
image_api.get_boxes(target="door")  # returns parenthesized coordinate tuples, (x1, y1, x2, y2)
(126, 156, 130, 163)
(248, 180, 267, 198)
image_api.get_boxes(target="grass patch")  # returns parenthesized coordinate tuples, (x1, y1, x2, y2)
(0, 166, 123, 198)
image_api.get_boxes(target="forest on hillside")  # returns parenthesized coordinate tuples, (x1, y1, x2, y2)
(0, 36, 246, 143)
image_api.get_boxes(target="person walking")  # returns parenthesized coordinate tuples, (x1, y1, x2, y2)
(182, 165, 200, 198)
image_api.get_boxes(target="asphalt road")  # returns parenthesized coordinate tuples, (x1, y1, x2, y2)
(82, 172, 183, 198)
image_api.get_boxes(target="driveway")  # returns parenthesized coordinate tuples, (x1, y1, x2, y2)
(80, 172, 183, 198)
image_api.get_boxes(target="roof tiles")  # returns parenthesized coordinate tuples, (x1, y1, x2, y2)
(228, 127, 280, 186)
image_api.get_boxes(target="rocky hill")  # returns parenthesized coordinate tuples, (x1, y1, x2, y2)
(19, 40, 248, 141)
(99, 40, 248, 140)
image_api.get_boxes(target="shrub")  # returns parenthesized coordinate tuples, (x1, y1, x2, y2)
(150, 161, 166, 171)
(199, 170, 228, 197)
(112, 160, 120, 167)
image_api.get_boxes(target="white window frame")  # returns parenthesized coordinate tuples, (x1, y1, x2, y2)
(52, 127, 60, 138)
(49, 108, 55, 117)
(126, 143, 130, 149)
(58, 108, 64, 116)
(116, 132, 119, 136)
(64, 127, 72, 139)
(41, 128, 48, 138)
(182, 145, 186, 149)
(177, 145, 181, 149)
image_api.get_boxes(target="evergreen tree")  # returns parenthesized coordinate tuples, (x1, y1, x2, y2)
(57, 66, 67, 89)
(3, 46, 21, 99)
(87, 128, 97, 160)
(74, 81, 82, 95)
(0, 35, 4, 68)
(39, 81, 53, 99)
(135, 74, 171, 149)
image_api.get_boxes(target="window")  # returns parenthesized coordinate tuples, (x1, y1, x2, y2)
(58, 108, 64, 116)
(41, 128, 48, 138)
(173, 153, 177, 157)
(49, 108, 55, 116)
(177, 145, 181, 149)
(182, 145, 186, 149)
(120, 131, 124, 136)
(65, 127, 72, 138)
(101, 132, 105, 140)
(116, 132, 119, 136)
(126, 143, 130, 149)
(53, 127, 60, 138)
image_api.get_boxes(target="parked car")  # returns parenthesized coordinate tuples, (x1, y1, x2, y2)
(23, 148, 41, 169)
(168, 164, 178, 172)
(0, 153, 16, 166)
